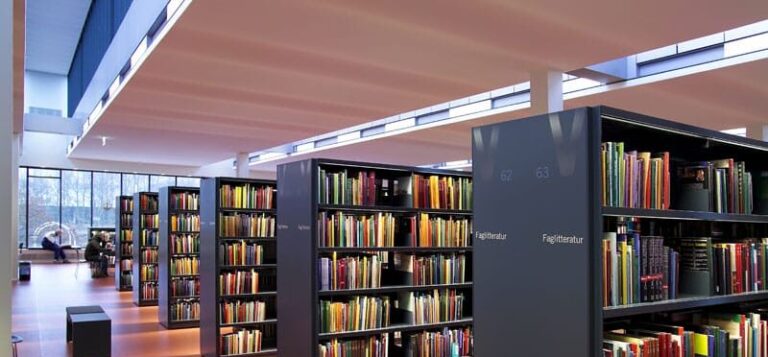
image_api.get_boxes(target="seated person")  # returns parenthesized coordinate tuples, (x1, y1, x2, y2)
(85, 234, 108, 277)
(41, 230, 69, 263)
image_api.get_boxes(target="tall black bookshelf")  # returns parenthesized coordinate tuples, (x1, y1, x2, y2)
(159, 186, 201, 329)
(89, 227, 116, 266)
(277, 159, 474, 357)
(472, 106, 768, 356)
(200, 178, 278, 357)
(115, 196, 133, 291)
(133, 192, 159, 307)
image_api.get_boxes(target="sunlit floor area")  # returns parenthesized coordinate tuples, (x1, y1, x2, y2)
(12, 264, 199, 357)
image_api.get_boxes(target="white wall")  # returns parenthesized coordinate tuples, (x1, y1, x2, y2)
(1, 0, 14, 355)
(24, 70, 67, 114)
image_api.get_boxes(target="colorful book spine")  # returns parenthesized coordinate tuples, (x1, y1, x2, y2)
(412, 174, 472, 211)
(319, 296, 391, 333)
(219, 213, 276, 238)
(318, 212, 396, 248)
(219, 184, 274, 209)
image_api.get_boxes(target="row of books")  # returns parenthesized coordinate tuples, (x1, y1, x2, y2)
(319, 253, 382, 291)
(220, 242, 264, 266)
(681, 238, 768, 297)
(219, 270, 261, 296)
(219, 213, 276, 238)
(407, 289, 465, 325)
(140, 265, 159, 281)
(141, 230, 158, 246)
(170, 300, 200, 322)
(119, 229, 133, 241)
(140, 249, 158, 264)
(119, 260, 132, 271)
(219, 300, 267, 324)
(319, 296, 391, 333)
(170, 192, 199, 211)
(170, 277, 199, 297)
(219, 184, 275, 210)
(400, 254, 467, 286)
(119, 272, 132, 287)
(412, 174, 472, 211)
(318, 169, 380, 206)
(120, 243, 132, 256)
(120, 214, 132, 227)
(319, 335, 388, 357)
(170, 214, 200, 232)
(171, 234, 199, 254)
(120, 197, 133, 211)
(220, 329, 264, 356)
(678, 159, 754, 214)
(171, 257, 199, 276)
(139, 194, 158, 211)
(140, 214, 159, 229)
(141, 282, 158, 300)
(602, 229, 680, 307)
(601, 142, 671, 210)
(604, 311, 768, 357)
(408, 327, 473, 357)
(414, 214, 472, 248)
(318, 212, 396, 248)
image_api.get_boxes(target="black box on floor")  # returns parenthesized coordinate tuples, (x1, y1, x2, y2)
(18, 261, 30, 281)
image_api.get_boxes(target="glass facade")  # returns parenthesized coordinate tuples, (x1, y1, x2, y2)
(19, 167, 203, 248)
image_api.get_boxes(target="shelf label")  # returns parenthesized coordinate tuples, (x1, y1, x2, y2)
(541, 233, 583, 245)
(476, 231, 507, 241)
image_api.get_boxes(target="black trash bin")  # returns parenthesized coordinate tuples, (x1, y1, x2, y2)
(18, 261, 31, 281)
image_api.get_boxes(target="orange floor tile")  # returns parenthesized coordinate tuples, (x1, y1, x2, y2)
(12, 263, 200, 357)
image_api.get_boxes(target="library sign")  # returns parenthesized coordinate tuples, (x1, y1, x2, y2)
(541, 233, 584, 245)
(475, 232, 507, 241)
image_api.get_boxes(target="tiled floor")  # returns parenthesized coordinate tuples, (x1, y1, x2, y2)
(12, 263, 200, 357)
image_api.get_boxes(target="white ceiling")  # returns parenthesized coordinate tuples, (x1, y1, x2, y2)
(25, 0, 91, 74)
(65, 0, 768, 168)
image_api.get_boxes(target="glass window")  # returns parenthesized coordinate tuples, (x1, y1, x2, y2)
(28, 168, 60, 178)
(150, 175, 176, 192)
(18, 168, 26, 248)
(176, 177, 201, 188)
(93, 172, 121, 228)
(62, 171, 92, 247)
(122, 174, 149, 196)
(28, 174, 60, 248)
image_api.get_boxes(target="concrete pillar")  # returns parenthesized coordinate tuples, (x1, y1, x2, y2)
(746, 124, 768, 141)
(236, 152, 249, 178)
(530, 70, 563, 115)
(0, 0, 14, 355)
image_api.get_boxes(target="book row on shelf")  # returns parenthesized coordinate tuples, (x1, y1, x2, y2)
(317, 212, 472, 248)
(219, 183, 275, 209)
(319, 253, 383, 291)
(219, 213, 276, 237)
(219, 300, 267, 324)
(120, 243, 133, 256)
(141, 230, 159, 246)
(220, 242, 265, 266)
(171, 214, 201, 232)
(320, 331, 475, 357)
(170, 277, 200, 297)
(220, 328, 267, 356)
(408, 289, 466, 326)
(219, 269, 262, 295)
(171, 257, 200, 276)
(170, 191, 200, 211)
(172, 234, 199, 254)
(120, 260, 132, 271)
(120, 214, 132, 227)
(402, 254, 468, 286)
(140, 265, 159, 281)
(141, 214, 160, 229)
(604, 310, 768, 357)
(141, 249, 158, 264)
(412, 174, 472, 211)
(601, 141, 760, 214)
(120, 198, 134, 211)
(119, 272, 132, 286)
(120, 229, 133, 241)
(170, 300, 200, 322)
(140, 194, 159, 211)
(141, 283, 158, 300)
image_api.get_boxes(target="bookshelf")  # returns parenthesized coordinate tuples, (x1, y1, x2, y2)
(277, 159, 474, 357)
(88, 227, 116, 266)
(133, 192, 159, 307)
(159, 186, 201, 329)
(115, 196, 133, 291)
(200, 178, 278, 357)
(472, 106, 768, 356)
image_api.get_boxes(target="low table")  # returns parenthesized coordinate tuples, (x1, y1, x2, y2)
(71, 312, 111, 357)
(66, 305, 104, 342)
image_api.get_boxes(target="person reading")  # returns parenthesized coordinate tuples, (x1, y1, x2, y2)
(41, 229, 69, 263)
(85, 234, 108, 277)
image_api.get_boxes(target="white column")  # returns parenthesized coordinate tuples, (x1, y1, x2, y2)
(236, 152, 249, 178)
(746, 124, 768, 141)
(0, 0, 14, 355)
(11, 135, 18, 281)
(530, 70, 563, 115)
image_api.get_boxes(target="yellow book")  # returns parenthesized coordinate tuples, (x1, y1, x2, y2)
(694, 333, 709, 356)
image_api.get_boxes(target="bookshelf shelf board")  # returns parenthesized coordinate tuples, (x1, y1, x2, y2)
(219, 264, 277, 270)
(317, 247, 472, 253)
(318, 204, 472, 216)
(171, 274, 200, 278)
(142, 210, 159, 214)
(117, 286, 132, 292)
(221, 349, 277, 357)
(167, 320, 200, 329)
(172, 253, 199, 257)
(171, 295, 200, 300)
(219, 319, 278, 328)
(602, 207, 768, 224)
(318, 282, 473, 296)
(220, 292, 277, 299)
(119, 256, 133, 260)
(120, 225, 132, 229)
(603, 291, 768, 319)
(317, 318, 474, 340)
(219, 208, 276, 214)
(218, 237, 276, 241)
(136, 300, 158, 307)
(170, 209, 199, 214)
(170, 231, 200, 234)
